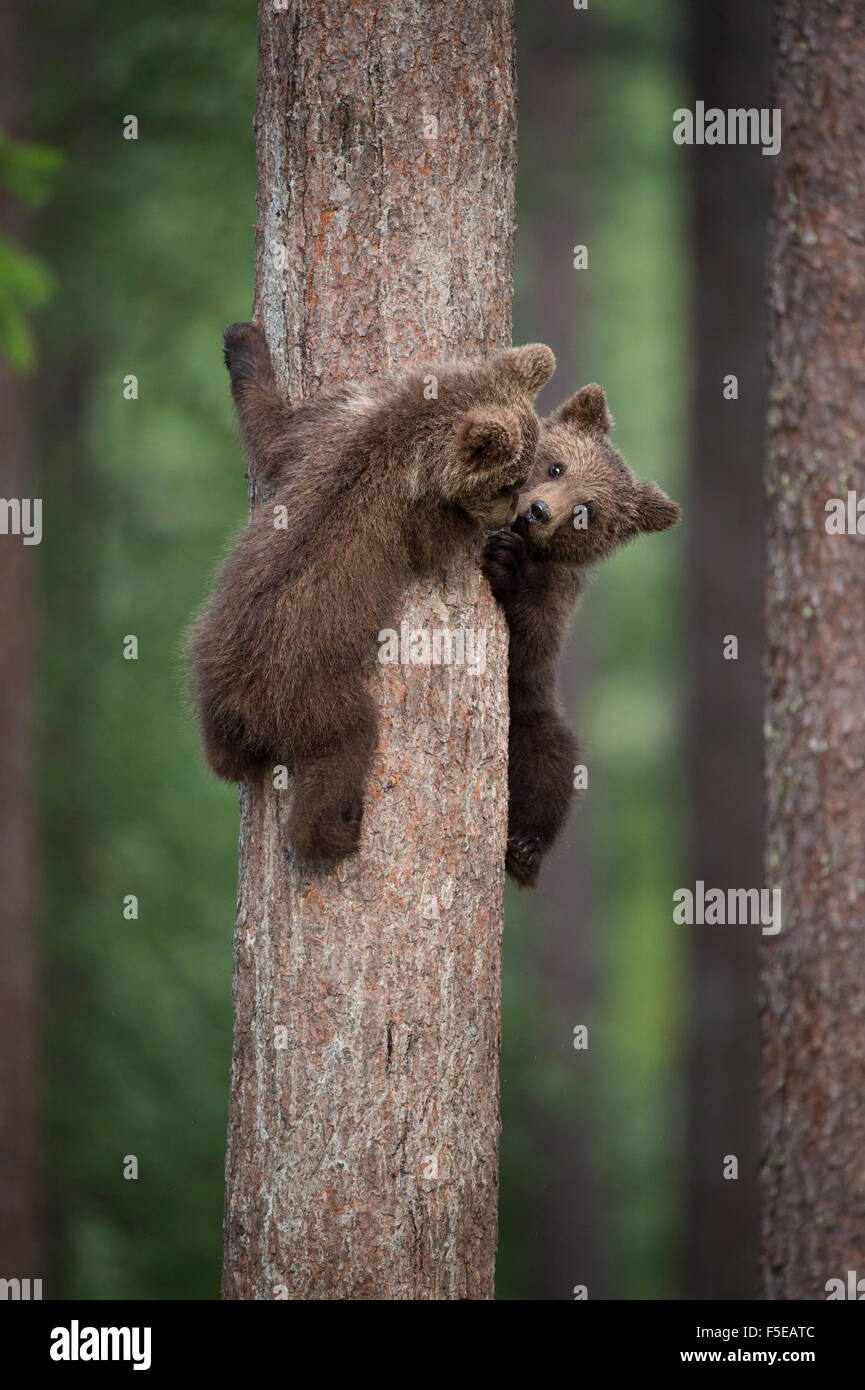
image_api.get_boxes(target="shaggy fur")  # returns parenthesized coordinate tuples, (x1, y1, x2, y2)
(482, 384, 680, 888)
(189, 321, 555, 864)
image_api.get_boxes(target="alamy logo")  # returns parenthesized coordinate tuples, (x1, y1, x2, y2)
(825, 1271, 865, 1299)
(0, 498, 42, 545)
(673, 881, 782, 936)
(0, 1277, 42, 1299)
(825, 491, 865, 534)
(50, 1321, 152, 1371)
(377, 622, 487, 675)
(673, 103, 781, 157)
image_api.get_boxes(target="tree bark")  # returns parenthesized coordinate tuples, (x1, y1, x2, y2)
(222, 0, 516, 1300)
(0, 0, 41, 1283)
(686, 0, 770, 1300)
(762, 0, 865, 1299)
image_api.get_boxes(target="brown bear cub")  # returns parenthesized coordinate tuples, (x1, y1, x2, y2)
(189, 322, 555, 865)
(482, 384, 680, 888)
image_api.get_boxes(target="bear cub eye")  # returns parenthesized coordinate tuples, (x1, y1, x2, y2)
(548, 462, 565, 478)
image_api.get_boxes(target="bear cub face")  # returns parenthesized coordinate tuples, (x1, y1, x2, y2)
(514, 383, 680, 561)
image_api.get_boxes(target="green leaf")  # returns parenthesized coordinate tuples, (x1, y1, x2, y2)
(0, 235, 55, 369)
(0, 127, 64, 206)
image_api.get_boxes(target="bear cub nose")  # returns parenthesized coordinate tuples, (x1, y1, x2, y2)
(528, 499, 550, 524)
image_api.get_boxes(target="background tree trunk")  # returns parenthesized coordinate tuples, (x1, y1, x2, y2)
(762, 0, 865, 1299)
(0, 0, 41, 1284)
(509, 0, 605, 1301)
(221, 0, 516, 1301)
(685, 0, 770, 1299)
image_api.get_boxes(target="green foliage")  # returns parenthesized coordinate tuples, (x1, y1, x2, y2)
(586, 1, 687, 1299)
(0, 128, 63, 204)
(0, 128, 62, 367)
(34, 0, 257, 1299)
(0, 234, 53, 368)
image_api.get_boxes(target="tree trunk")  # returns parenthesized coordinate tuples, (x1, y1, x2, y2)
(0, 356, 39, 1288)
(510, 0, 606, 1301)
(762, 0, 865, 1299)
(222, 0, 516, 1301)
(686, 0, 770, 1299)
(0, 1, 41, 1283)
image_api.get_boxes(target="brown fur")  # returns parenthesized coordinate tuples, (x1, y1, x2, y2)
(188, 322, 555, 864)
(482, 384, 680, 888)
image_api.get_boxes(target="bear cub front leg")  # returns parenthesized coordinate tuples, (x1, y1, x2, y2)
(222, 321, 295, 486)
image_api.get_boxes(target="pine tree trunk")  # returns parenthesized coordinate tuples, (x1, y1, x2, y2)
(0, 345, 39, 1288)
(686, 0, 770, 1300)
(0, 1, 41, 1283)
(762, 0, 865, 1299)
(221, 0, 516, 1301)
(512, 1, 605, 1301)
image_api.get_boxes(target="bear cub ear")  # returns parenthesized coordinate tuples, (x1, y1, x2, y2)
(458, 408, 522, 470)
(555, 383, 613, 435)
(636, 481, 681, 534)
(497, 343, 556, 396)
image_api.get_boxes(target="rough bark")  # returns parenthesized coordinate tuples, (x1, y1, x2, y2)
(0, 1, 41, 1283)
(762, 0, 865, 1299)
(686, 0, 770, 1300)
(222, 0, 516, 1300)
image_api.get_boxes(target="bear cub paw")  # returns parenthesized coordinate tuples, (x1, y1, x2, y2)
(223, 321, 271, 384)
(482, 528, 529, 601)
(288, 794, 364, 866)
(506, 834, 542, 888)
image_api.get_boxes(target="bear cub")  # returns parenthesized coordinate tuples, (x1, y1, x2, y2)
(483, 383, 680, 888)
(189, 322, 555, 865)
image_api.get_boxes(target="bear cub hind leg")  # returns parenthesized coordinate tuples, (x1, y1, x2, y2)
(505, 709, 578, 888)
(286, 686, 379, 865)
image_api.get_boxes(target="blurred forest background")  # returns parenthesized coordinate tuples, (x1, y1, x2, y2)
(0, 0, 770, 1298)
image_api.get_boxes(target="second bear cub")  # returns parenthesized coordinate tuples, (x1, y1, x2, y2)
(483, 384, 680, 888)
(190, 323, 555, 865)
